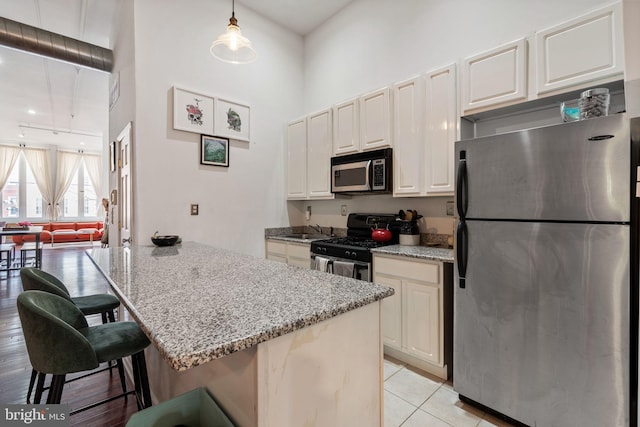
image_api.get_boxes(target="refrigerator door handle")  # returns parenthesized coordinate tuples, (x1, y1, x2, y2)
(456, 154, 467, 219)
(456, 220, 468, 288)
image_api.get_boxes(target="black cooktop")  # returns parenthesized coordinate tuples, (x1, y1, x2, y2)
(311, 213, 400, 262)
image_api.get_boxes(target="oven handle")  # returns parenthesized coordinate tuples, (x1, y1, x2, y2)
(310, 254, 370, 269)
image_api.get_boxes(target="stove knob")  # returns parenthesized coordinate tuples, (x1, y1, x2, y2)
(351, 252, 357, 259)
(345, 251, 351, 257)
(322, 248, 327, 253)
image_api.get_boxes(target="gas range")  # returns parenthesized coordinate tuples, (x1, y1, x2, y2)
(311, 213, 399, 264)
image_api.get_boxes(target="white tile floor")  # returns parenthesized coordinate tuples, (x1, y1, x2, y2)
(383, 357, 516, 427)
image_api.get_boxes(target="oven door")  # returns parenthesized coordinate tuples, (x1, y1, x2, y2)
(331, 160, 371, 193)
(310, 254, 371, 281)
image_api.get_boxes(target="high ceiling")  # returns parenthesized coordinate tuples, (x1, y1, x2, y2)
(0, 0, 352, 153)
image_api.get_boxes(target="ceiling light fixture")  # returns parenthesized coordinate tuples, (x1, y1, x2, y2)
(210, 0, 256, 64)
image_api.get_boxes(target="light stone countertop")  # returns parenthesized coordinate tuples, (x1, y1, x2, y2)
(371, 244, 454, 262)
(86, 242, 393, 372)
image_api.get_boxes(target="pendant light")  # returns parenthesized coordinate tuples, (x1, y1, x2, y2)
(210, 0, 257, 64)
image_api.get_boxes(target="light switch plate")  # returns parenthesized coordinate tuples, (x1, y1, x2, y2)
(190, 204, 199, 215)
(446, 201, 454, 216)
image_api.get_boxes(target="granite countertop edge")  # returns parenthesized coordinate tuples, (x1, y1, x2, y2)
(167, 289, 394, 371)
(371, 244, 454, 263)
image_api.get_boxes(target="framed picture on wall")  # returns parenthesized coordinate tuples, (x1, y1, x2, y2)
(200, 135, 229, 167)
(214, 98, 250, 142)
(173, 86, 214, 134)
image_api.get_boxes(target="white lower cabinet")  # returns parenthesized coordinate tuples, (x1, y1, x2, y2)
(374, 253, 451, 379)
(265, 240, 310, 269)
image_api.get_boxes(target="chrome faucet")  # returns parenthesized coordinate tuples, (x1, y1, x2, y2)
(310, 224, 322, 233)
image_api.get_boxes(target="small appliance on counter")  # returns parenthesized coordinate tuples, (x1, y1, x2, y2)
(397, 209, 421, 246)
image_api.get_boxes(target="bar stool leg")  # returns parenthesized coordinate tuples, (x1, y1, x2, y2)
(47, 374, 66, 404)
(26, 369, 37, 403)
(33, 372, 46, 404)
(132, 351, 152, 409)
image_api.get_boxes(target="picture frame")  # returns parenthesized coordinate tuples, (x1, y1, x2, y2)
(200, 135, 229, 167)
(214, 98, 250, 142)
(173, 86, 214, 134)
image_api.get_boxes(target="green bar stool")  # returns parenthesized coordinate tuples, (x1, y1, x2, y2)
(20, 267, 123, 403)
(16, 290, 152, 413)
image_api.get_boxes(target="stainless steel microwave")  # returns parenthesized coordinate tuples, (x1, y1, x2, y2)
(331, 148, 392, 194)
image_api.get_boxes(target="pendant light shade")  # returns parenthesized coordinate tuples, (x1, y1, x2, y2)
(210, 1, 256, 64)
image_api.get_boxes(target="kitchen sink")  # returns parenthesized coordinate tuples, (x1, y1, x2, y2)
(281, 233, 331, 240)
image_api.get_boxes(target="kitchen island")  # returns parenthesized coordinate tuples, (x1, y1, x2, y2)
(86, 242, 393, 426)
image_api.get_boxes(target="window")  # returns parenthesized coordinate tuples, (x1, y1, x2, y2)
(0, 154, 44, 220)
(2, 163, 19, 218)
(62, 159, 99, 219)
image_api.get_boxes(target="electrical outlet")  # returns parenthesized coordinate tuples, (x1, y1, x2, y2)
(190, 204, 199, 215)
(446, 201, 454, 216)
(341, 205, 347, 216)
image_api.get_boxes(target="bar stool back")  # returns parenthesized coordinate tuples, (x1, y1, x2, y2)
(20, 267, 123, 403)
(16, 290, 152, 413)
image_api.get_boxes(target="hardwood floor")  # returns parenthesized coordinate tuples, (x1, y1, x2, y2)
(0, 246, 140, 426)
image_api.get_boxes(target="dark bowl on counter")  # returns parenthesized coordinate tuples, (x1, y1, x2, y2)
(151, 235, 180, 246)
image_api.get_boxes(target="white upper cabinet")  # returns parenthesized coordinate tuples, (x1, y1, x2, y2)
(425, 64, 457, 195)
(286, 112, 334, 200)
(535, 2, 623, 94)
(392, 65, 457, 198)
(392, 76, 423, 196)
(286, 118, 307, 200)
(306, 109, 334, 199)
(333, 98, 360, 155)
(461, 38, 528, 114)
(360, 87, 392, 151)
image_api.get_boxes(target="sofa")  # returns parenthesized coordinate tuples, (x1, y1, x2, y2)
(11, 222, 104, 244)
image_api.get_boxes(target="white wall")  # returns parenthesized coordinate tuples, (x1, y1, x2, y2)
(623, 0, 640, 117)
(128, 0, 303, 256)
(304, 0, 611, 112)
(293, 0, 612, 229)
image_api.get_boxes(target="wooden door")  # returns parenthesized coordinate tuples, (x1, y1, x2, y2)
(117, 123, 132, 246)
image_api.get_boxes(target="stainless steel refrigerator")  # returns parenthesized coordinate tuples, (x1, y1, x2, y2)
(454, 114, 639, 426)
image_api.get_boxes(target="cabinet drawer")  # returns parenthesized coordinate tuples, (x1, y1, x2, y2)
(287, 242, 310, 259)
(374, 255, 440, 284)
(266, 240, 287, 255)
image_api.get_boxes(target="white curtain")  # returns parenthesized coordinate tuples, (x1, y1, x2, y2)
(22, 147, 56, 219)
(82, 153, 103, 211)
(52, 151, 81, 220)
(0, 145, 21, 191)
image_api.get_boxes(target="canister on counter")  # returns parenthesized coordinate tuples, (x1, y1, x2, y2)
(579, 88, 610, 119)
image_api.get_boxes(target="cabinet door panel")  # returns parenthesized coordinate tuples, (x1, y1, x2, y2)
(535, 3, 623, 94)
(462, 38, 527, 113)
(307, 109, 333, 198)
(425, 64, 456, 194)
(287, 119, 307, 199)
(360, 88, 392, 151)
(393, 77, 423, 195)
(333, 99, 359, 155)
(403, 281, 441, 365)
(376, 274, 402, 350)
